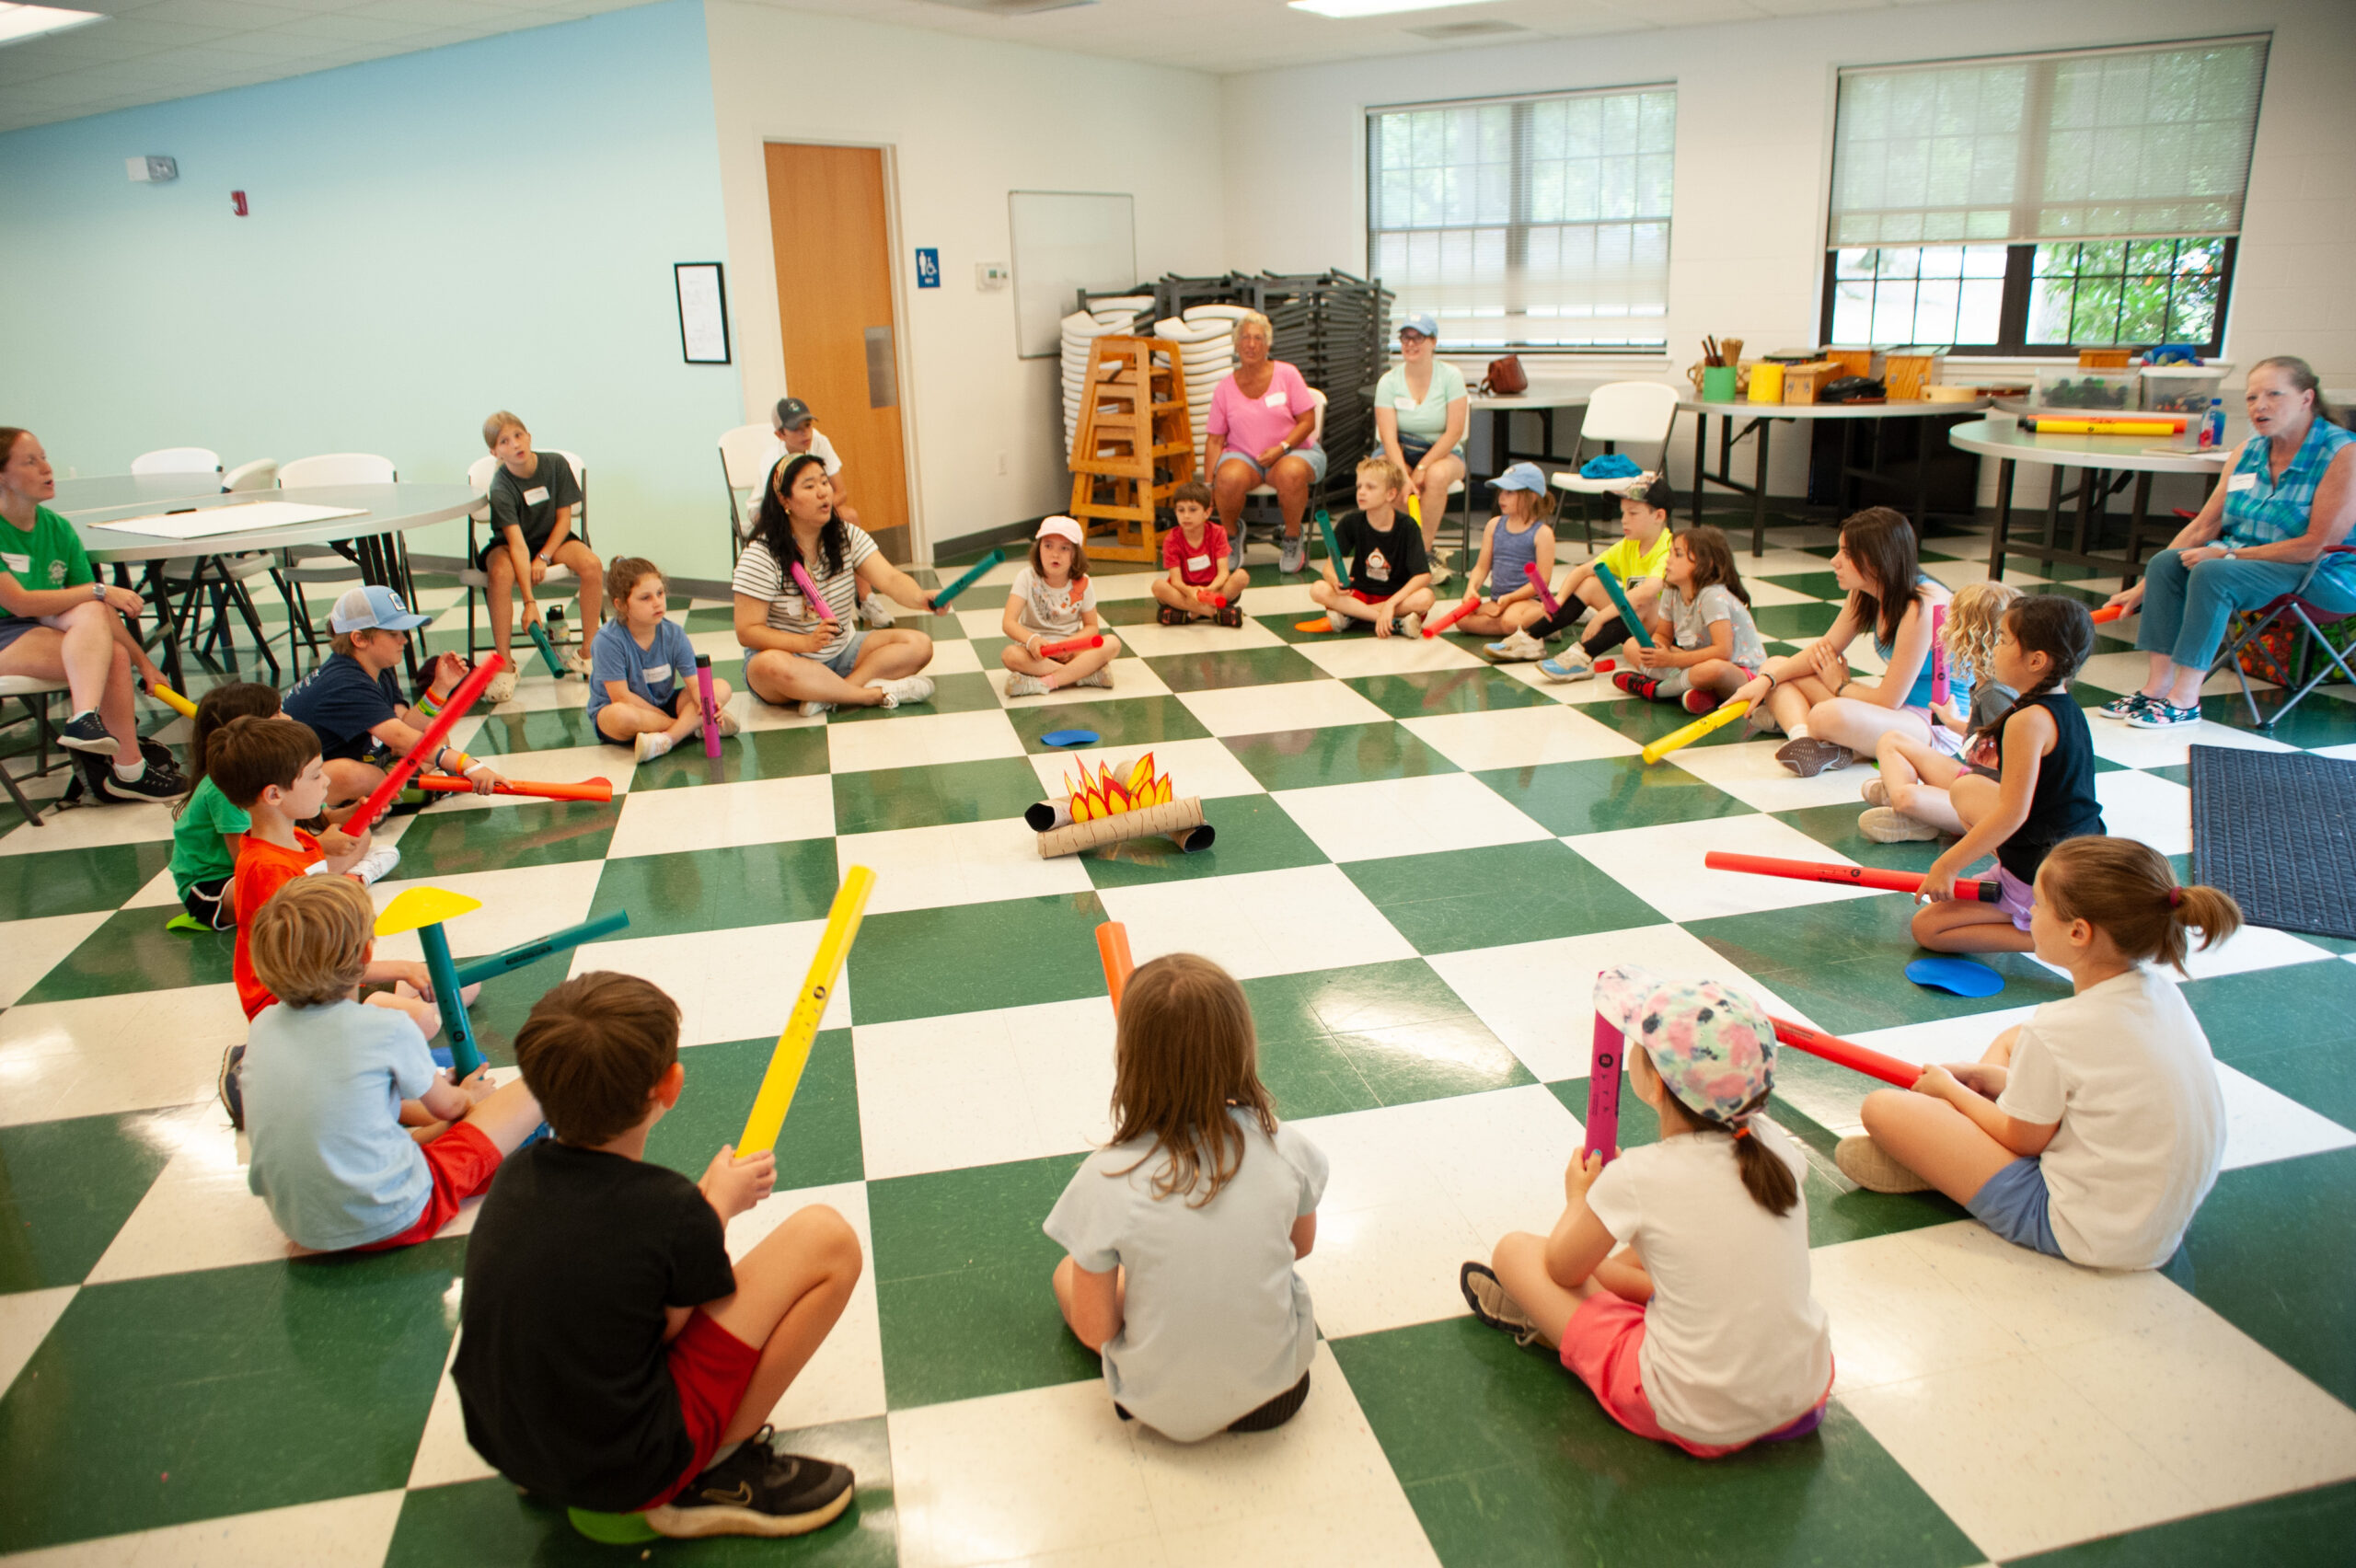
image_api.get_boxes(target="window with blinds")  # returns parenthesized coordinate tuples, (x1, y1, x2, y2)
(1368, 86, 1675, 351)
(1822, 36, 2266, 353)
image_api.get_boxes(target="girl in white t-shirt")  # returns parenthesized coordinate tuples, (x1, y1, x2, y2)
(1044, 953, 1328, 1440)
(1001, 515, 1121, 698)
(1839, 836, 2240, 1271)
(1461, 965, 1834, 1457)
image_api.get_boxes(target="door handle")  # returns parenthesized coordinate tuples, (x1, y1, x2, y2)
(864, 326, 897, 409)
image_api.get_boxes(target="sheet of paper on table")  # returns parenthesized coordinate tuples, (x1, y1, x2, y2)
(87, 502, 368, 539)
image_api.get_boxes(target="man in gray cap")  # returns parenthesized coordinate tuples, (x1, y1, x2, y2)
(765, 398, 890, 626)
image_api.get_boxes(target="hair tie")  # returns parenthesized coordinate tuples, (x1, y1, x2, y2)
(2168, 886, 2184, 908)
(1730, 1122, 1752, 1140)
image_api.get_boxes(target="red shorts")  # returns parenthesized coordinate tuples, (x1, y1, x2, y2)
(1559, 1293, 1831, 1458)
(1347, 588, 1388, 605)
(355, 1122, 503, 1252)
(643, 1311, 763, 1508)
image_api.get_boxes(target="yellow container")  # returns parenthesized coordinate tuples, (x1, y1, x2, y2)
(1747, 363, 1784, 403)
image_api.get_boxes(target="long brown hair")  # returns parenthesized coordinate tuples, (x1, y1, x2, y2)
(2038, 837, 2242, 975)
(1839, 506, 1922, 648)
(1672, 525, 1750, 605)
(1106, 954, 1277, 1206)
(175, 680, 283, 817)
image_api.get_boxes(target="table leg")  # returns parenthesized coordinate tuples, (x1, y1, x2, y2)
(135, 560, 187, 689)
(2042, 467, 2062, 558)
(1692, 409, 1706, 526)
(1987, 459, 2015, 582)
(2123, 471, 2152, 587)
(1911, 418, 1931, 533)
(1752, 418, 1772, 557)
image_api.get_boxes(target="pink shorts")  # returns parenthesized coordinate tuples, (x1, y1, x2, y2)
(1559, 1293, 1831, 1458)
(1994, 865, 2035, 931)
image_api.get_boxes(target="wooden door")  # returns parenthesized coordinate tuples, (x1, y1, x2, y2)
(763, 143, 910, 558)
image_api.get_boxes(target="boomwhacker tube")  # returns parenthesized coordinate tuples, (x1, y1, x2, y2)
(1591, 560, 1654, 648)
(1640, 698, 1751, 765)
(1703, 849, 2000, 903)
(1931, 604, 1949, 708)
(1583, 1013, 1623, 1163)
(928, 547, 1006, 613)
(348, 653, 504, 831)
(150, 682, 198, 719)
(696, 653, 722, 758)
(450, 910, 632, 989)
(417, 774, 613, 801)
(738, 866, 875, 1158)
(1769, 1016, 1918, 1089)
(526, 618, 567, 679)
(1317, 512, 1346, 573)
(2091, 604, 2125, 624)
(414, 921, 482, 1078)
(1423, 591, 1482, 639)
(1037, 635, 1105, 657)
(790, 560, 837, 623)
(1096, 921, 1135, 1013)
(1523, 561, 1562, 617)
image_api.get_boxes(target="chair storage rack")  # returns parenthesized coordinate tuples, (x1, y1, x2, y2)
(1066, 335, 1194, 563)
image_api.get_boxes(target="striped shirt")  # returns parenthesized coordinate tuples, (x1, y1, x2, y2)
(732, 526, 877, 659)
(2223, 418, 2356, 594)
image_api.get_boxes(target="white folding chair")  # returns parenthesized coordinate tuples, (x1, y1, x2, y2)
(1236, 389, 1327, 553)
(462, 449, 590, 664)
(130, 447, 222, 477)
(0, 674, 69, 825)
(222, 458, 278, 492)
(719, 423, 779, 561)
(1548, 382, 1682, 549)
(274, 454, 398, 665)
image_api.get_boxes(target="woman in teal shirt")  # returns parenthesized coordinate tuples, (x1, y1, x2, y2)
(0, 426, 180, 801)
(2103, 357, 2356, 731)
(1372, 315, 1469, 576)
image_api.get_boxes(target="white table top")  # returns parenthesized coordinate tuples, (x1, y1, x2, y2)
(1680, 397, 1987, 420)
(52, 474, 234, 513)
(60, 482, 483, 564)
(1946, 419, 2231, 475)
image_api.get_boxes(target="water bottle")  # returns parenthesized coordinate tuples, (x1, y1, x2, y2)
(2199, 397, 2224, 450)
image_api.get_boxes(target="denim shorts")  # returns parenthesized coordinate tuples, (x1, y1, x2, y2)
(808, 628, 867, 677)
(1967, 1156, 2064, 1258)
(1217, 446, 1329, 486)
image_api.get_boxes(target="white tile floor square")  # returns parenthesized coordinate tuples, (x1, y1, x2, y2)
(1099, 864, 1416, 982)
(1397, 704, 1642, 769)
(1273, 773, 1552, 863)
(0, 984, 251, 1125)
(606, 774, 835, 859)
(852, 997, 1114, 1180)
(572, 921, 852, 1046)
(984, 658, 1172, 707)
(826, 709, 1026, 773)
(1562, 813, 1886, 922)
(369, 860, 605, 962)
(1293, 632, 1484, 679)
(1174, 679, 1391, 738)
(1661, 736, 1884, 814)
(839, 820, 1095, 916)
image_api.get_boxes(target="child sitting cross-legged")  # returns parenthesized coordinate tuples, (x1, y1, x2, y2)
(1612, 525, 1769, 714)
(1461, 964, 1833, 1458)
(1451, 463, 1559, 642)
(1839, 837, 2239, 1271)
(1310, 455, 1436, 637)
(243, 876, 544, 1251)
(167, 680, 290, 930)
(1152, 479, 1247, 626)
(590, 556, 737, 763)
(1484, 476, 1676, 677)
(1045, 954, 1328, 1439)
(1001, 515, 1121, 696)
(455, 973, 864, 1540)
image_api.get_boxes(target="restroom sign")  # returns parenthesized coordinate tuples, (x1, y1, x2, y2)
(915, 248, 941, 289)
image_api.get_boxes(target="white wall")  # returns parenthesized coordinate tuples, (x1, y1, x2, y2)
(1221, 0, 2356, 510)
(702, 1, 1226, 558)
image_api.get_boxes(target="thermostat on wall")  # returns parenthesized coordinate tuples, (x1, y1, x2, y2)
(976, 261, 1010, 292)
(127, 156, 178, 183)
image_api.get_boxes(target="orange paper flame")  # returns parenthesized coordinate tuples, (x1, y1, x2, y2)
(1059, 755, 1182, 822)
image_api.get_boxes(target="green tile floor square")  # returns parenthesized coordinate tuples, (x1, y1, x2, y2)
(830, 757, 1046, 836)
(388, 799, 616, 878)
(1345, 667, 1554, 718)
(1346, 841, 1663, 953)
(17, 905, 237, 1005)
(1244, 959, 1532, 1119)
(588, 837, 843, 939)
(828, 671, 1002, 723)
(1077, 792, 1327, 889)
(630, 724, 830, 790)
(0, 1112, 177, 1293)
(1476, 756, 1757, 836)
(1224, 722, 1459, 791)
(1143, 643, 1323, 692)
(647, 1031, 863, 1193)
(464, 706, 607, 755)
(847, 893, 1109, 1025)
(0, 840, 173, 922)
(1005, 694, 1212, 753)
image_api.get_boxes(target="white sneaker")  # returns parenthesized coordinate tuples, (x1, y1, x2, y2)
(1485, 629, 1548, 662)
(715, 706, 741, 737)
(486, 669, 519, 704)
(352, 843, 400, 886)
(635, 731, 675, 762)
(867, 674, 935, 709)
(1860, 775, 1889, 807)
(859, 595, 895, 628)
(564, 650, 594, 677)
(800, 699, 837, 718)
(1397, 611, 1423, 638)
(1538, 651, 1594, 682)
(1077, 666, 1113, 688)
(1006, 673, 1048, 698)
(1859, 806, 1942, 843)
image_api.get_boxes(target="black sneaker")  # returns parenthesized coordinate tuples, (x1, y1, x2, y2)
(58, 709, 118, 756)
(1158, 605, 1187, 626)
(647, 1428, 854, 1539)
(93, 759, 186, 802)
(218, 1044, 246, 1132)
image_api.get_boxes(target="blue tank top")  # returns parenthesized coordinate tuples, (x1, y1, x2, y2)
(1487, 516, 1542, 600)
(1871, 577, 1967, 710)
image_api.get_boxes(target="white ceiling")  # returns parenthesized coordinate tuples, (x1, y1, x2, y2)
(0, 0, 1948, 135)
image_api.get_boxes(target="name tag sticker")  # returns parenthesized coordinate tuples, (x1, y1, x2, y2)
(1395, 397, 1419, 410)
(2227, 472, 2257, 491)
(1263, 390, 1288, 408)
(643, 663, 672, 683)
(0, 552, 28, 573)
(1186, 553, 1211, 573)
(523, 486, 550, 505)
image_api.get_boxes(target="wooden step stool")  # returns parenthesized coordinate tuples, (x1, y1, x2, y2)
(1067, 334, 1195, 563)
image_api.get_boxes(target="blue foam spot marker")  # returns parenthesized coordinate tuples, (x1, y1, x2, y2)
(1905, 956, 2004, 997)
(1041, 729, 1099, 748)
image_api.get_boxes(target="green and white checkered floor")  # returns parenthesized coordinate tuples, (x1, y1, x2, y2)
(3, 517, 2354, 1567)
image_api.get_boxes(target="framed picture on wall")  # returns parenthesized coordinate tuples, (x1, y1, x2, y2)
(675, 262, 731, 364)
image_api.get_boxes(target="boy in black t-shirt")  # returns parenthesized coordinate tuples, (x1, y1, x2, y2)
(454, 973, 862, 1539)
(1310, 455, 1436, 637)
(480, 411, 604, 702)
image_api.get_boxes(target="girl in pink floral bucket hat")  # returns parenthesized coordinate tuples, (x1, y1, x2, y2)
(1461, 964, 1834, 1458)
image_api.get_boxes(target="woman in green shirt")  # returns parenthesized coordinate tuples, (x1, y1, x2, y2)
(1372, 315, 1470, 578)
(0, 426, 181, 801)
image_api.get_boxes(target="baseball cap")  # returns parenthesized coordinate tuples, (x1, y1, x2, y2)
(1398, 312, 1438, 340)
(1490, 462, 1548, 495)
(328, 584, 429, 634)
(1035, 515, 1084, 546)
(773, 397, 816, 431)
(1623, 474, 1679, 515)
(1592, 963, 1777, 1127)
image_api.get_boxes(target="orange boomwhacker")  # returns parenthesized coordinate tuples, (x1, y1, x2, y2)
(2091, 604, 2125, 624)
(1703, 849, 1999, 903)
(1038, 635, 1106, 657)
(1096, 921, 1135, 1013)
(1769, 1017, 1919, 1089)
(415, 774, 615, 802)
(348, 653, 504, 830)
(1423, 590, 1482, 638)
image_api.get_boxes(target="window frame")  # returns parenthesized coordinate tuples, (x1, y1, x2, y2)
(1815, 236, 2237, 358)
(1365, 83, 1677, 355)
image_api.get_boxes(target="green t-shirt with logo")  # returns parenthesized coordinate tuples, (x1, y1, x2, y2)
(169, 775, 254, 893)
(0, 504, 95, 626)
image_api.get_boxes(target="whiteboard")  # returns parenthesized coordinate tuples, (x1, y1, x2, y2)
(1009, 190, 1136, 360)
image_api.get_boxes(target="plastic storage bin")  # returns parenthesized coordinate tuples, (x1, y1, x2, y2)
(2033, 367, 2139, 410)
(2141, 363, 2230, 413)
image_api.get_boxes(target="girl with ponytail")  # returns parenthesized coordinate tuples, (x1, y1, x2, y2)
(1841, 837, 2238, 1272)
(1461, 966, 1833, 1458)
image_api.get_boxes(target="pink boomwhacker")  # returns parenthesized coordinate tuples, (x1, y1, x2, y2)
(1931, 603, 1949, 707)
(1423, 590, 1482, 639)
(1038, 634, 1105, 657)
(696, 653, 721, 759)
(1583, 1013, 1623, 1163)
(790, 560, 837, 623)
(1523, 561, 1562, 617)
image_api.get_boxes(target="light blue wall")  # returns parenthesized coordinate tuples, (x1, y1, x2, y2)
(0, 0, 745, 580)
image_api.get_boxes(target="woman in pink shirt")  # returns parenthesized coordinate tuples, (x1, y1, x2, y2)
(1206, 311, 1327, 576)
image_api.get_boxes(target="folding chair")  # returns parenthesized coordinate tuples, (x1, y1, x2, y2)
(1547, 382, 1681, 550)
(0, 676, 69, 825)
(719, 423, 779, 563)
(276, 454, 398, 668)
(2212, 546, 2356, 730)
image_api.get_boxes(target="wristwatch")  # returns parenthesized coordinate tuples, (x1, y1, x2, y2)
(90, 581, 106, 601)
(2219, 548, 2238, 560)
(535, 551, 551, 565)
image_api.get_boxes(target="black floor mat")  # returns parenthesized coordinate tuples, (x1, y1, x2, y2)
(2190, 744, 2356, 939)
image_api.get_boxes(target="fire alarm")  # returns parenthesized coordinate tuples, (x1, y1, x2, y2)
(231, 190, 248, 217)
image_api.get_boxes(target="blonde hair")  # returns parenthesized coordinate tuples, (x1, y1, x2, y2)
(481, 410, 526, 451)
(1356, 454, 1406, 499)
(248, 875, 375, 1008)
(1943, 581, 2021, 689)
(1106, 954, 1277, 1207)
(2038, 837, 2243, 975)
(1234, 310, 1273, 344)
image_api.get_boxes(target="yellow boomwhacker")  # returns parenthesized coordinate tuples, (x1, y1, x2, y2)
(736, 866, 875, 1158)
(1640, 698, 1751, 766)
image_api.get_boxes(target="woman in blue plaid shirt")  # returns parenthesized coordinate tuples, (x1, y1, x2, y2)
(2102, 357, 2356, 731)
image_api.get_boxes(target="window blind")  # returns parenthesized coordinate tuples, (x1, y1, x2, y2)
(1828, 37, 2268, 248)
(1368, 85, 1675, 349)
